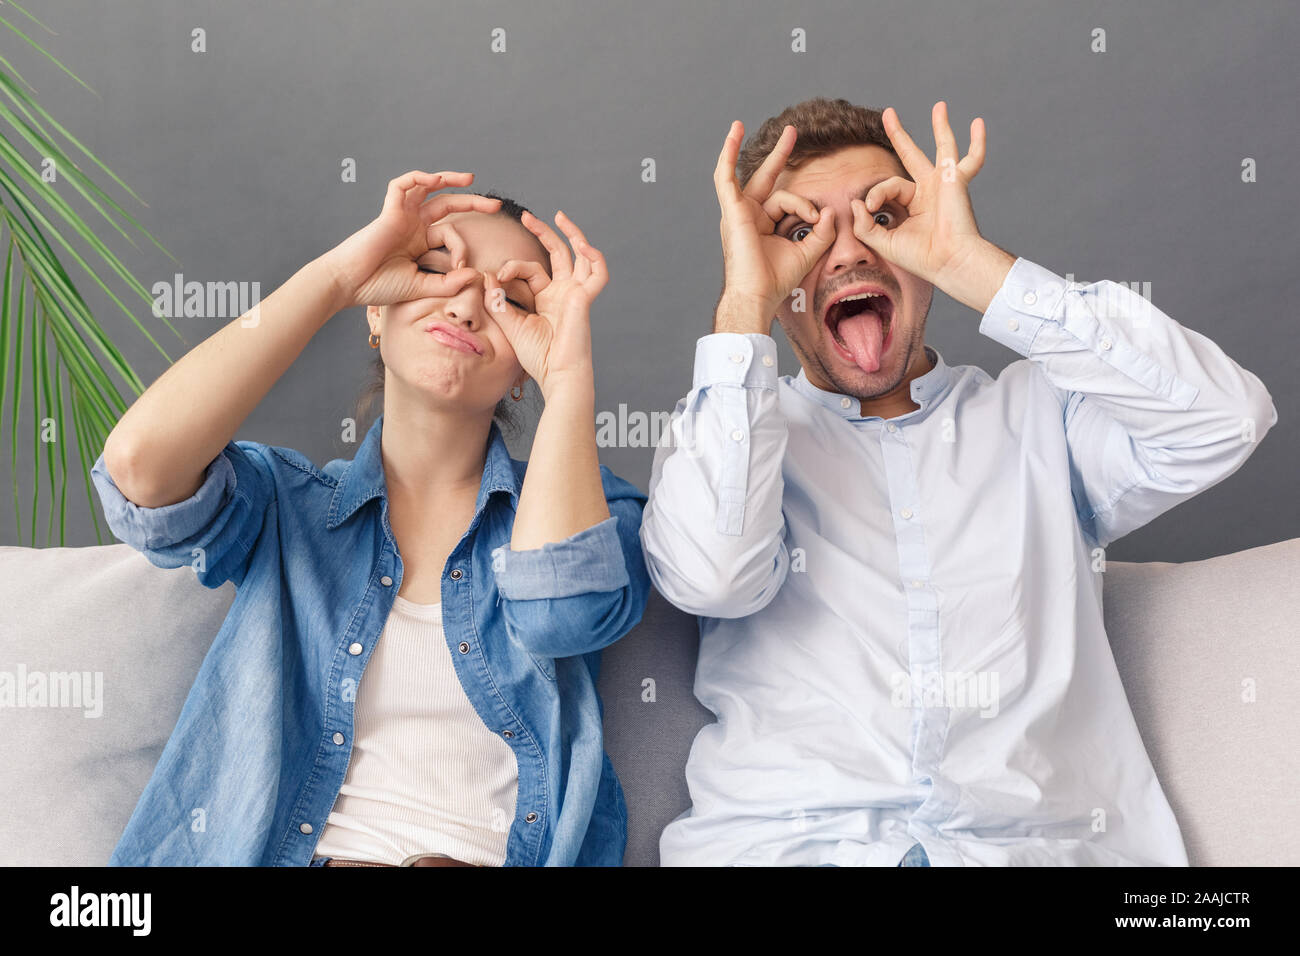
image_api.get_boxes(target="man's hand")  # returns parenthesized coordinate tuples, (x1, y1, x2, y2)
(713, 121, 837, 334)
(850, 102, 1014, 313)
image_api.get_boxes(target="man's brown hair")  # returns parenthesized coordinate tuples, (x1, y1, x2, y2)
(735, 97, 909, 189)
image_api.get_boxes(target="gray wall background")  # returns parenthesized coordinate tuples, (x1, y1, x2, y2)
(1, 0, 1295, 562)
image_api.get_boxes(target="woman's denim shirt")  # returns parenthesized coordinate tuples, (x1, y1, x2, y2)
(89, 414, 650, 866)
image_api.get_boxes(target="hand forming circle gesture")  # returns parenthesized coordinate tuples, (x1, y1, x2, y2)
(481, 209, 607, 401)
(849, 102, 988, 286)
(325, 169, 504, 310)
(713, 120, 838, 321)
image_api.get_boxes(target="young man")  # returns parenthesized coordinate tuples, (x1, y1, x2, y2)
(640, 97, 1276, 866)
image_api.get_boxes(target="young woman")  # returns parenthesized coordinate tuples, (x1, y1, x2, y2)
(91, 170, 649, 866)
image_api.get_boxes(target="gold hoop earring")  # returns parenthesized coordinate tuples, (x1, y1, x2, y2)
(510, 384, 524, 401)
(368, 332, 380, 349)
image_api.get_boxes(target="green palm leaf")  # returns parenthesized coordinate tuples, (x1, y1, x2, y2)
(0, 3, 178, 545)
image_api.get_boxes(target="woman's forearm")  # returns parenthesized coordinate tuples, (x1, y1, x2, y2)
(510, 375, 611, 551)
(104, 257, 348, 508)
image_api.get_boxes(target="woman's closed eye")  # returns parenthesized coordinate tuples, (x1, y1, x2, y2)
(419, 248, 530, 311)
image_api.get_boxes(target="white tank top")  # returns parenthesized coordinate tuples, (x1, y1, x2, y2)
(313, 595, 519, 865)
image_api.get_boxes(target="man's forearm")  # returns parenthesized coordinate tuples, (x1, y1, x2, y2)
(712, 291, 776, 336)
(938, 239, 1018, 314)
(641, 333, 790, 617)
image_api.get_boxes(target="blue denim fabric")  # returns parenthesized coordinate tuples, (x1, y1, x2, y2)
(91, 413, 649, 866)
(897, 842, 931, 867)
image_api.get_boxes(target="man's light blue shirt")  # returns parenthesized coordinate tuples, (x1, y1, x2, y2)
(642, 257, 1277, 866)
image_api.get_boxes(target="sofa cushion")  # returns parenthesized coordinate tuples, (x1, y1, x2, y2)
(0, 544, 235, 866)
(1098, 537, 1299, 868)
(2, 538, 1295, 866)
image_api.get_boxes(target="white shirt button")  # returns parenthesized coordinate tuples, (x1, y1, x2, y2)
(332, 732, 345, 745)
(730, 352, 744, 363)
(731, 429, 744, 441)
(348, 642, 363, 656)
(1100, 337, 1112, 350)
(886, 423, 897, 433)
(1007, 318, 1019, 331)
(299, 822, 313, 834)
(761, 355, 774, 366)
(840, 397, 852, 408)
(1022, 291, 1037, 305)
(911, 580, 923, 588)
(380, 575, 393, 587)
(900, 507, 914, 519)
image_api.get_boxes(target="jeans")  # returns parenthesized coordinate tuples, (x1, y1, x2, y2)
(897, 842, 931, 867)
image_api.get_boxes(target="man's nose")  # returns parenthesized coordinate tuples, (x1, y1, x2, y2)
(827, 216, 882, 273)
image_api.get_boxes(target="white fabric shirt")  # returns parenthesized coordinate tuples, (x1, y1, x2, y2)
(641, 256, 1276, 867)
(313, 596, 518, 866)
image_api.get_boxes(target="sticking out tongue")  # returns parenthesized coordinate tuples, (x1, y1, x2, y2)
(838, 311, 885, 373)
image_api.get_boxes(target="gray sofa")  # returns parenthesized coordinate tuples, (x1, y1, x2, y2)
(2, 538, 1296, 866)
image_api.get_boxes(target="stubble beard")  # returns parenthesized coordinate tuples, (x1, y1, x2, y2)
(786, 318, 923, 403)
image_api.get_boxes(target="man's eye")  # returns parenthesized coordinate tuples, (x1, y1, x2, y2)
(789, 209, 897, 240)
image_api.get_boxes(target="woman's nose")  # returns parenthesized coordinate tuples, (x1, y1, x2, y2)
(444, 271, 490, 327)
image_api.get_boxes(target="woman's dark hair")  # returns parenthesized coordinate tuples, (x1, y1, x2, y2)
(351, 190, 548, 440)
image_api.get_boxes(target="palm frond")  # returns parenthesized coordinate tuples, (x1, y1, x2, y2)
(0, 9, 179, 544)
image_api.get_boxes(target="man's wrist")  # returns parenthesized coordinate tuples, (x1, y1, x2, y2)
(936, 240, 1018, 314)
(713, 291, 775, 335)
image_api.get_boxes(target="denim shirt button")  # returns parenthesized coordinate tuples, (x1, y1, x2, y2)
(502, 730, 514, 739)
(524, 812, 538, 823)
(299, 822, 313, 834)
(332, 732, 345, 745)
(348, 642, 363, 656)
(458, 641, 470, 654)
(380, 575, 393, 586)
(450, 568, 463, 580)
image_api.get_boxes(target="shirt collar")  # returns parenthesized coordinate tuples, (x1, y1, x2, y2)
(325, 413, 520, 530)
(789, 345, 951, 420)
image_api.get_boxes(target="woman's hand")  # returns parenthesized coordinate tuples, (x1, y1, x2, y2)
(320, 169, 505, 310)
(482, 209, 607, 401)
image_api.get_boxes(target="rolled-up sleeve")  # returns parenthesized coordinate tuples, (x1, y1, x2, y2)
(491, 469, 649, 659)
(91, 440, 275, 588)
(493, 514, 629, 599)
(639, 332, 790, 618)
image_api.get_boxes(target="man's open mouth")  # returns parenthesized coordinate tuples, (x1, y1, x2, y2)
(824, 288, 894, 372)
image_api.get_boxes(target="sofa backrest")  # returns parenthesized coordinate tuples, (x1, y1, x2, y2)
(1, 539, 1295, 866)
